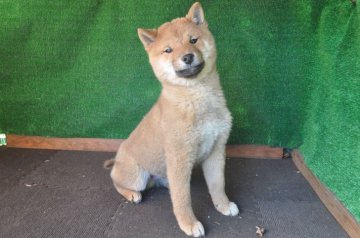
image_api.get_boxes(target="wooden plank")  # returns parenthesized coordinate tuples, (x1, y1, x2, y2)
(226, 144, 283, 159)
(6, 134, 124, 152)
(292, 150, 360, 238)
(6, 134, 283, 158)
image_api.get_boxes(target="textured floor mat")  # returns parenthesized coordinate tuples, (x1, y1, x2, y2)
(0, 148, 349, 238)
(0, 148, 58, 199)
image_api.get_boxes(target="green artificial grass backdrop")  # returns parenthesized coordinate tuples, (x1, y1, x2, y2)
(0, 0, 359, 222)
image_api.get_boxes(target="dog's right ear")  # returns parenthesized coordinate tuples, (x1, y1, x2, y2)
(138, 28, 157, 49)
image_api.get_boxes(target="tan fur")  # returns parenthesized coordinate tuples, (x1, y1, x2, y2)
(103, 158, 115, 169)
(108, 2, 239, 237)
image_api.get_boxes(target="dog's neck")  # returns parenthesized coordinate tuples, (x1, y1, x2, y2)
(160, 69, 224, 103)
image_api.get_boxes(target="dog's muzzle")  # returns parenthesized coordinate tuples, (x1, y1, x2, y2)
(176, 62, 205, 79)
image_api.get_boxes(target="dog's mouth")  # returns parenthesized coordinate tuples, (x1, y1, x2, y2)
(175, 62, 205, 79)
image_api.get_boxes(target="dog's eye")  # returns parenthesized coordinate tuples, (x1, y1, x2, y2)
(164, 47, 173, 54)
(189, 37, 198, 44)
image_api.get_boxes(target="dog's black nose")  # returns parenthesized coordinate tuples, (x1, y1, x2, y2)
(182, 53, 194, 65)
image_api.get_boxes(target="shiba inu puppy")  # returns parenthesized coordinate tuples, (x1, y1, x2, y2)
(105, 2, 239, 237)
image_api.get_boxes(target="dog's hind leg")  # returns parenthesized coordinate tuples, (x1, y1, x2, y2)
(110, 156, 150, 204)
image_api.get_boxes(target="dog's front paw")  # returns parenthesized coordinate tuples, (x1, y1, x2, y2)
(180, 221, 205, 237)
(216, 201, 239, 216)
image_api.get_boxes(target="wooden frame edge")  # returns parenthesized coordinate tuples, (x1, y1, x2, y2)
(225, 144, 283, 159)
(292, 150, 360, 238)
(5, 134, 283, 159)
(6, 134, 124, 152)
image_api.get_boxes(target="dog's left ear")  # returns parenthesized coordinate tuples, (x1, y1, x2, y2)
(186, 2, 206, 26)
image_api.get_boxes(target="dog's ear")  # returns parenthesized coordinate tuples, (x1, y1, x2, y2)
(138, 28, 157, 49)
(186, 2, 206, 25)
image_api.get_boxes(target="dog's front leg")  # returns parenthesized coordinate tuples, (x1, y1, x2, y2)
(166, 152, 205, 237)
(202, 142, 239, 216)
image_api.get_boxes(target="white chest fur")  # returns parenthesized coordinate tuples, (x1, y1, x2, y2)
(189, 85, 232, 161)
(196, 118, 228, 160)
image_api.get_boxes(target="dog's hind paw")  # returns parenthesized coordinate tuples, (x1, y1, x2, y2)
(115, 185, 142, 204)
(130, 192, 142, 204)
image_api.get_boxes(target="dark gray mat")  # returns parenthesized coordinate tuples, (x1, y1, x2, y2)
(0, 148, 349, 238)
(0, 148, 58, 200)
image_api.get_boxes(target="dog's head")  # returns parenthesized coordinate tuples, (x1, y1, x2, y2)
(138, 2, 216, 86)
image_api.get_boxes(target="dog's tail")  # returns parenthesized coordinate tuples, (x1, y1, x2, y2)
(103, 158, 115, 169)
